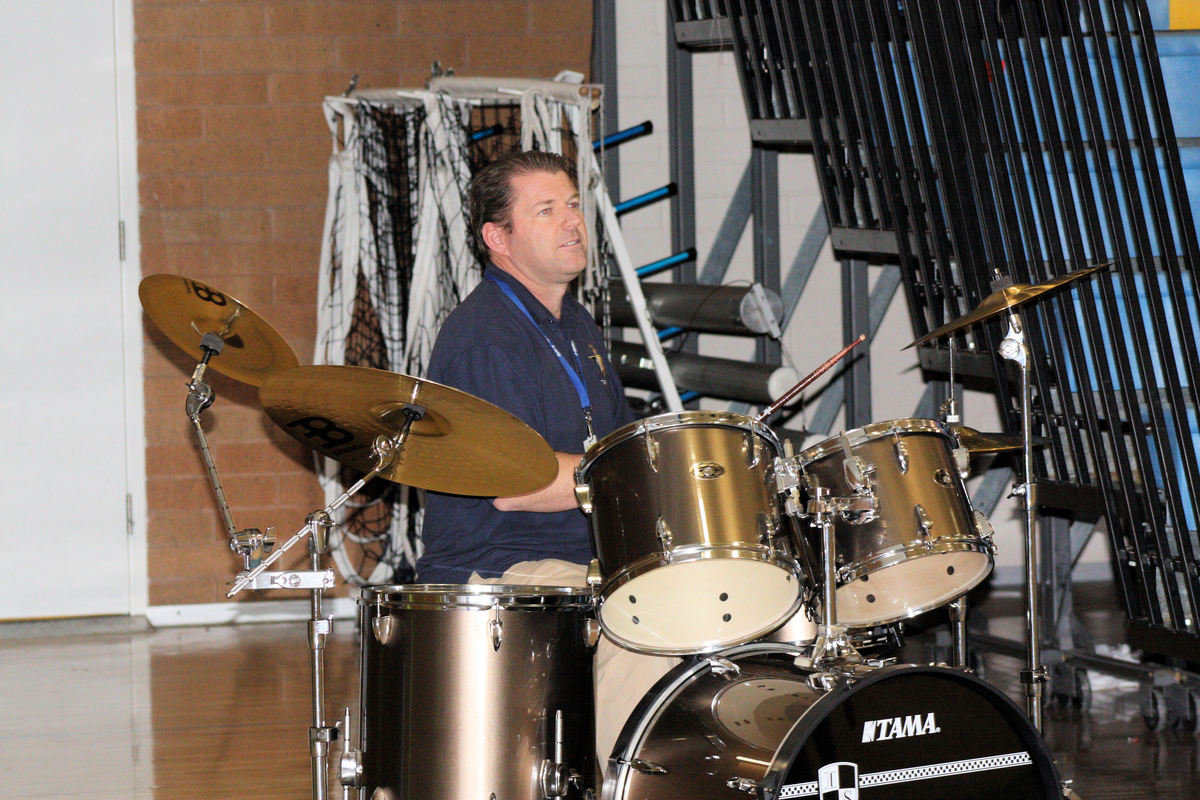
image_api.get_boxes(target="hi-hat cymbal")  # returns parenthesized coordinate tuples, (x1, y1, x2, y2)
(139, 274, 299, 386)
(905, 264, 1107, 350)
(952, 425, 1048, 454)
(260, 365, 558, 497)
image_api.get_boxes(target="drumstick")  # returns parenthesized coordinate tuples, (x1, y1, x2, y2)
(756, 334, 867, 422)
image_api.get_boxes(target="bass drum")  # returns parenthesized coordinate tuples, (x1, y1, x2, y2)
(604, 644, 1060, 800)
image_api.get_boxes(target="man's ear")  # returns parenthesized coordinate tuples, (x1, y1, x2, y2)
(481, 221, 509, 257)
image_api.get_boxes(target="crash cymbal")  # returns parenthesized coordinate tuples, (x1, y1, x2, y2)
(952, 425, 1048, 454)
(260, 365, 557, 497)
(905, 264, 1107, 349)
(139, 274, 299, 386)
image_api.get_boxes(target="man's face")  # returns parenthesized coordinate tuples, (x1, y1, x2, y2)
(485, 169, 587, 290)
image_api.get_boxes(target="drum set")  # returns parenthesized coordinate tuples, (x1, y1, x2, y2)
(139, 270, 1098, 800)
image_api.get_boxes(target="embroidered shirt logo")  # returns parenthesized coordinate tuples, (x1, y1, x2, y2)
(860, 713, 941, 743)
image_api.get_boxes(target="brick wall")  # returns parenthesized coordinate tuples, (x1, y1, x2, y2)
(136, 0, 595, 605)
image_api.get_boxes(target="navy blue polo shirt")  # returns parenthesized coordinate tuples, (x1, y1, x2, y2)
(416, 265, 635, 583)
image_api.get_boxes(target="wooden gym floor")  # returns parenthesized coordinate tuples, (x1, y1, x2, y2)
(2, 583, 1197, 799)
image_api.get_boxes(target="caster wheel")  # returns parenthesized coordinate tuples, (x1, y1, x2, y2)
(1184, 690, 1200, 734)
(1143, 687, 1169, 732)
(1072, 669, 1092, 711)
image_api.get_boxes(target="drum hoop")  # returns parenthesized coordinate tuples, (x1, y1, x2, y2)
(359, 583, 592, 611)
(603, 642, 809, 781)
(797, 417, 948, 465)
(762, 662, 1061, 798)
(599, 545, 803, 597)
(838, 537, 994, 585)
(579, 410, 782, 476)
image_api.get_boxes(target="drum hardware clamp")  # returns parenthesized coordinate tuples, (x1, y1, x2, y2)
(337, 706, 363, 793)
(800, 485, 879, 671)
(539, 709, 588, 798)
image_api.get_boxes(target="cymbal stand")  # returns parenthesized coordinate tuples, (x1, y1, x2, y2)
(226, 402, 426, 800)
(997, 308, 1048, 732)
(184, 331, 276, 568)
(938, 339, 973, 670)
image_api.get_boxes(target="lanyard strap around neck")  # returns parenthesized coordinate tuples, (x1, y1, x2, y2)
(486, 274, 593, 415)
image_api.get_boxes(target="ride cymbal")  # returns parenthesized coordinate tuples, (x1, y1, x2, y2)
(139, 274, 299, 386)
(260, 365, 558, 497)
(905, 264, 1107, 349)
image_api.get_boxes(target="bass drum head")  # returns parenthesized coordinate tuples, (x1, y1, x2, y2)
(764, 665, 1059, 799)
(604, 645, 1059, 800)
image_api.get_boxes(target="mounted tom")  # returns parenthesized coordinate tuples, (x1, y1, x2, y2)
(794, 418, 995, 627)
(576, 410, 807, 655)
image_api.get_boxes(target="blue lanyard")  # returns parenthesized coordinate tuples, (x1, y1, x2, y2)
(486, 274, 596, 446)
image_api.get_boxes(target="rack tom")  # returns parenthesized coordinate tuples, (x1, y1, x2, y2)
(797, 418, 994, 626)
(576, 411, 805, 655)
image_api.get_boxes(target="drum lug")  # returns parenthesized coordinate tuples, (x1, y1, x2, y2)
(371, 613, 396, 645)
(953, 445, 971, 478)
(758, 512, 778, 548)
(705, 655, 741, 677)
(488, 606, 503, 651)
(726, 777, 759, 794)
(745, 430, 763, 468)
(973, 510, 997, 553)
(893, 440, 910, 473)
(655, 517, 673, 560)
(914, 503, 934, 540)
(574, 482, 592, 514)
(584, 618, 601, 647)
(642, 433, 660, 472)
(619, 758, 669, 775)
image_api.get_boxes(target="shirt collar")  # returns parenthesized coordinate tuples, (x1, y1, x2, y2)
(484, 263, 575, 324)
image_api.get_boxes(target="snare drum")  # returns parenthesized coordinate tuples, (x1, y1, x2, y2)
(604, 644, 1060, 800)
(798, 418, 994, 626)
(576, 411, 805, 655)
(357, 585, 595, 800)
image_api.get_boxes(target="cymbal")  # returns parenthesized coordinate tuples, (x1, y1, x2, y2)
(139, 274, 299, 386)
(905, 264, 1107, 349)
(952, 425, 1048, 454)
(259, 365, 558, 497)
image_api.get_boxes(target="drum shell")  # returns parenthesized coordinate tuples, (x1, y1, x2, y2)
(358, 585, 595, 800)
(604, 644, 1060, 800)
(798, 418, 992, 625)
(578, 411, 786, 581)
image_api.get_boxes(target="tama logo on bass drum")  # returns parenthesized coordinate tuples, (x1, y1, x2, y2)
(860, 712, 940, 743)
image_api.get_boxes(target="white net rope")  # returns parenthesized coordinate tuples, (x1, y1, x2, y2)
(314, 79, 602, 585)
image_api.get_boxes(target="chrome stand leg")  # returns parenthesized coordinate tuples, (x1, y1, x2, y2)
(949, 597, 968, 669)
(1000, 312, 1047, 732)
